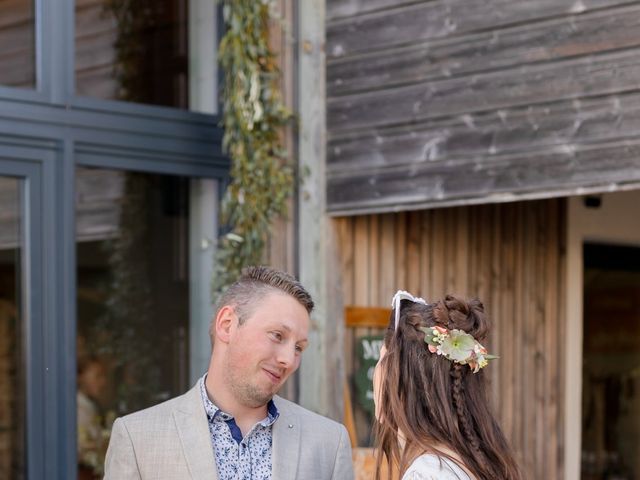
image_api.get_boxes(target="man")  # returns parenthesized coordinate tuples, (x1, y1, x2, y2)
(104, 266, 354, 480)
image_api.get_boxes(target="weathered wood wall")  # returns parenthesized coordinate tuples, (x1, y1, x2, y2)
(0, 0, 35, 88)
(326, 0, 640, 214)
(337, 198, 566, 479)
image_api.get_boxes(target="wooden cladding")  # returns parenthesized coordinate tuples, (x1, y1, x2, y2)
(0, 0, 35, 88)
(337, 198, 566, 479)
(326, 0, 640, 214)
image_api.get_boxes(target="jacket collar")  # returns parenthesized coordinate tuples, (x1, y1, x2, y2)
(271, 396, 301, 480)
(174, 383, 219, 480)
(173, 383, 301, 480)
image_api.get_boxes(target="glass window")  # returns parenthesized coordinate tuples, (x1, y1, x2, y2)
(75, 167, 190, 479)
(0, 176, 26, 479)
(0, 0, 36, 89)
(75, 0, 189, 109)
(581, 243, 640, 480)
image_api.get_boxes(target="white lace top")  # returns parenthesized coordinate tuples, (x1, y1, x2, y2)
(402, 454, 472, 480)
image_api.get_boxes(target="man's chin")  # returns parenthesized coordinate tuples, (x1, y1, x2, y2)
(247, 384, 279, 407)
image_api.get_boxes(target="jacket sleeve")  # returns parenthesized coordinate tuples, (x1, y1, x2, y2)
(331, 424, 355, 480)
(103, 418, 142, 480)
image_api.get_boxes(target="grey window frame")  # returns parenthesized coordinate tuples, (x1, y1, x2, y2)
(0, 1, 226, 478)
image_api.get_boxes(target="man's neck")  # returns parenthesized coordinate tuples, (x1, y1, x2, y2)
(204, 369, 269, 437)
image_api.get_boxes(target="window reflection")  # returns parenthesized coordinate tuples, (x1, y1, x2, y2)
(76, 168, 190, 479)
(0, 177, 25, 479)
(75, 0, 189, 108)
(0, 0, 35, 89)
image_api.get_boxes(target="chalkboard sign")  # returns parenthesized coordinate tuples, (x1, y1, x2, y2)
(354, 335, 384, 416)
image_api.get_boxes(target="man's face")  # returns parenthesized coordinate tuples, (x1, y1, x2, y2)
(223, 292, 310, 408)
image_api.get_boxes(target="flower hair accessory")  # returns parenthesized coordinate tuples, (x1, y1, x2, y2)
(420, 326, 498, 373)
(391, 290, 428, 330)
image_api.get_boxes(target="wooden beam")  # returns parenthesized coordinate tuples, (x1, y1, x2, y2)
(297, 0, 346, 422)
(345, 306, 391, 328)
(327, 139, 640, 215)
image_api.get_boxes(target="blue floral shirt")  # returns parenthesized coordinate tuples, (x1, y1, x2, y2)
(199, 376, 279, 480)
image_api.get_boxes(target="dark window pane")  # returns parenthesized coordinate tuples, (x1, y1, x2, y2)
(581, 243, 640, 479)
(0, 0, 36, 89)
(75, 0, 189, 109)
(0, 177, 26, 479)
(75, 168, 190, 478)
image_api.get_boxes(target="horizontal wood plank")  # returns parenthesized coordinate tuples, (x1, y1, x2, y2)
(328, 4, 640, 96)
(327, 0, 415, 20)
(328, 49, 640, 133)
(327, 140, 640, 214)
(327, 0, 629, 58)
(328, 92, 640, 172)
(0, 0, 33, 29)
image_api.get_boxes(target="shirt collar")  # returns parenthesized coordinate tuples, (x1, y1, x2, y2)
(199, 374, 279, 426)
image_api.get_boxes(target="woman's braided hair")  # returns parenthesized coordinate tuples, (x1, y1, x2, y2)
(374, 294, 522, 480)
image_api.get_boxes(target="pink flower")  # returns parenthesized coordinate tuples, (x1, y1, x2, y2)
(469, 360, 478, 373)
(434, 326, 448, 335)
(428, 344, 438, 353)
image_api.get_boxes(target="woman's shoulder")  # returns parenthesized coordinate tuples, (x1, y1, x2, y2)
(402, 454, 472, 480)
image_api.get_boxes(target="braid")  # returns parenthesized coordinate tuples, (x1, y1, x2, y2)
(451, 365, 479, 451)
(451, 362, 494, 479)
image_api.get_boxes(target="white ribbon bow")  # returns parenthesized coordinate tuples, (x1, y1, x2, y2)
(391, 290, 428, 330)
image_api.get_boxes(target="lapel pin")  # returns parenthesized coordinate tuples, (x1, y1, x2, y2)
(288, 424, 293, 429)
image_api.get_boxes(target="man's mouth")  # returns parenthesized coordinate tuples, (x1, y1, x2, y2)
(263, 368, 283, 384)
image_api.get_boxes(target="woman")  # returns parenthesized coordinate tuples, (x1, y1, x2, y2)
(373, 291, 522, 480)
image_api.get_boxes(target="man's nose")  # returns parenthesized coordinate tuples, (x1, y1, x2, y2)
(276, 344, 296, 369)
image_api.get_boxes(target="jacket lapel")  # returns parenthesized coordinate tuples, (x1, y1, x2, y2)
(174, 384, 218, 480)
(271, 396, 301, 480)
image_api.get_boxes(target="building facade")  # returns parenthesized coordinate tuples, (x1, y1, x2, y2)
(325, 1, 640, 479)
(0, 1, 225, 478)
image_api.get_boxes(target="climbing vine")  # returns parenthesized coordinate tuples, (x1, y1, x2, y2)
(213, 0, 294, 297)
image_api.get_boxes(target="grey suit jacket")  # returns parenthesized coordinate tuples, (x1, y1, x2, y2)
(104, 383, 354, 480)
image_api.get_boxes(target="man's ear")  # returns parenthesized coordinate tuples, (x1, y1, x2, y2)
(214, 305, 237, 344)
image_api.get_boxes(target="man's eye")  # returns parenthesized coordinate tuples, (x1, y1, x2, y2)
(295, 345, 303, 353)
(270, 332, 282, 341)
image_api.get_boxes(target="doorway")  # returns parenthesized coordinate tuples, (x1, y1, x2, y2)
(581, 243, 640, 479)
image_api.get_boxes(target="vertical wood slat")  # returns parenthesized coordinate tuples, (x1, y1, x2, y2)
(337, 198, 566, 479)
(431, 210, 446, 299)
(488, 205, 503, 410)
(556, 202, 567, 479)
(533, 200, 548, 476)
(338, 217, 355, 371)
(407, 210, 421, 295)
(543, 201, 557, 479)
(500, 202, 517, 453)
(419, 210, 432, 301)
(369, 215, 381, 305)
(395, 212, 408, 290)
(354, 216, 370, 305)
(380, 214, 396, 305)
(456, 208, 469, 296)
